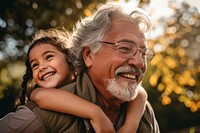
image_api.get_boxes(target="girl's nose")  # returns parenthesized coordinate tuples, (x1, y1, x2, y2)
(39, 65, 48, 71)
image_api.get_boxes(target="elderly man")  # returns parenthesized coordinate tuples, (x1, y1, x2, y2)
(70, 2, 159, 132)
(0, 2, 160, 133)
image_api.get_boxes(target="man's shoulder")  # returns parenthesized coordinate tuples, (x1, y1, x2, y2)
(1, 105, 37, 123)
(137, 101, 160, 133)
(25, 100, 87, 132)
(60, 81, 77, 92)
(145, 101, 155, 116)
(0, 104, 46, 133)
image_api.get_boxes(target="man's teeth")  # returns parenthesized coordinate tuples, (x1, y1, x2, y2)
(42, 72, 55, 80)
(120, 73, 136, 79)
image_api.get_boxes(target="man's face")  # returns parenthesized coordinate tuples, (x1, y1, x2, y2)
(85, 18, 147, 102)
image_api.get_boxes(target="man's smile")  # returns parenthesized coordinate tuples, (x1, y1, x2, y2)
(118, 73, 137, 80)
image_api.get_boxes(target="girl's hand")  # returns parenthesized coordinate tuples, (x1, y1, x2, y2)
(117, 124, 137, 133)
(90, 106, 115, 133)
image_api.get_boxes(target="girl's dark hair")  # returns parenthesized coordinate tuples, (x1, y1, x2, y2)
(20, 28, 75, 105)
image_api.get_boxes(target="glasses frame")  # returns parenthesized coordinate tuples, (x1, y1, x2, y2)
(98, 41, 155, 62)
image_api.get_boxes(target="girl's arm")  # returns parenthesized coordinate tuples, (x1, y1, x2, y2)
(30, 88, 115, 133)
(117, 85, 147, 133)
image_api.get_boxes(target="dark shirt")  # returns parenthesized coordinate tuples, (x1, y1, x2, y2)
(0, 72, 160, 133)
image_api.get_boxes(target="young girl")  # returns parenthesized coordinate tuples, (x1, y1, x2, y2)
(20, 28, 114, 132)
(24, 28, 147, 133)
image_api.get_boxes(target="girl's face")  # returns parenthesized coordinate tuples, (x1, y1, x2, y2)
(29, 43, 74, 88)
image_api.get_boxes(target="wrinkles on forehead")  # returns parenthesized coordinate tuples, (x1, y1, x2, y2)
(104, 18, 147, 48)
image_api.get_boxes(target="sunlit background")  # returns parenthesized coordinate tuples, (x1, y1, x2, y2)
(0, 0, 200, 132)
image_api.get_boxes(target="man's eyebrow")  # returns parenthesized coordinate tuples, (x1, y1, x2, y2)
(117, 39, 136, 44)
(117, 39, 147, 48)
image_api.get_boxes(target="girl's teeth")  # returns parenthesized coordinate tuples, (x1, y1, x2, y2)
(43, 72, 55, 80)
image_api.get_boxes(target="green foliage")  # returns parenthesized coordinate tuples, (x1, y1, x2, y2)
(147, 2, 200, 112)
(141, 1, 200, 132)
(0, 60, 24, 99)
(0, 0, 107, 61)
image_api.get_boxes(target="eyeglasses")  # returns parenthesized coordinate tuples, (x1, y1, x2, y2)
(98, 41, 155, 62)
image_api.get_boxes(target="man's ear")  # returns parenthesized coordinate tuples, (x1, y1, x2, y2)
(82, 47, 94, 67)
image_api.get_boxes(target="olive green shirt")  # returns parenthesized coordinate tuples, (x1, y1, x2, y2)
(0, 72, 160, 133)
(33, 72, 160, 133)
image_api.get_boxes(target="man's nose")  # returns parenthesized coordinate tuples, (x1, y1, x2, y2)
(127, 51, 145, 68)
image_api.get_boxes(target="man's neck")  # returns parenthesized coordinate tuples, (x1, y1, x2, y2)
(96, 91, 121, 123)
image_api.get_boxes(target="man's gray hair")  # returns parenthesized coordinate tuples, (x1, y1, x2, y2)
(72, 2, 153, 73)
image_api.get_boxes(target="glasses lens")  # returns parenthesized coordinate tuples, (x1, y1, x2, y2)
(143, 49, 154, 62)
(118, 42, 154, 62)
(117, 42, 134, 54)
(99, 41, 154, 62)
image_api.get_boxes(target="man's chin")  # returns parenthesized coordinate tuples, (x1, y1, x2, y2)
(107, 79, 139, 102)
(118, 91, 138, 102)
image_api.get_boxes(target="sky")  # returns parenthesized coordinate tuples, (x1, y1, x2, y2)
(116, 0, 200, 52)
(117, 0, 199, 38)
(118, 0, 200, 15)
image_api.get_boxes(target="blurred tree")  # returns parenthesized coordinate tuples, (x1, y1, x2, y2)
(0, 0, 107, 62)
(140, 1, 200, 132)
(149, 1, 200, 112)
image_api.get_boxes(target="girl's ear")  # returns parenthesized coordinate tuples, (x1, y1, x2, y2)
(82, 47, 94, 68)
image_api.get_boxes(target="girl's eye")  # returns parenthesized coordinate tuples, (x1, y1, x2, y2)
(46, 54, 54, 61)
(31, 63, 38, 70)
